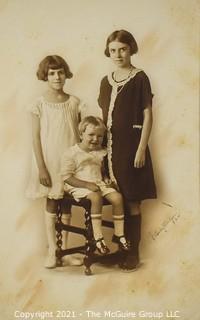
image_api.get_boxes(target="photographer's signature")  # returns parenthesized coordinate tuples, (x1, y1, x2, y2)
(149, 202, 181, 241)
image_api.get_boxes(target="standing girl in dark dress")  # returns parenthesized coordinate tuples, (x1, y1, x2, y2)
(98, 30, 157, 270)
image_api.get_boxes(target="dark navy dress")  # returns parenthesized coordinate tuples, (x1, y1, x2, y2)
(98, 69, 157, 201)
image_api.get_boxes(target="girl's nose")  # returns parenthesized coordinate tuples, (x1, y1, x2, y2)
(55, 72, 60, 79)
(116, 50, 121, 58)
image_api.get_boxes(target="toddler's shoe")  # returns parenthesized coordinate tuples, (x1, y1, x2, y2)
(95, 237, 110, 255)
(112, 235, 130, 251)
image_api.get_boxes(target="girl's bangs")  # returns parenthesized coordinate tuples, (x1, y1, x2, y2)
(48, 62, 63, 70)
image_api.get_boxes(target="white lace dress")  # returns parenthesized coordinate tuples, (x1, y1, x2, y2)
(60, 144, 116, 201)
(26, 95, 85, 199)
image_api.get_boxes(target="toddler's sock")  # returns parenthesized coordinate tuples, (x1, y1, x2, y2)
(113, 214, 124, 236)
(90, 213, 103, 240)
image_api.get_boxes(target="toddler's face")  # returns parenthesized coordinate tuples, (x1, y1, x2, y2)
(108, 41, 131, 68)
(47, 68, 66, 90)
(80, 124, 105, 151)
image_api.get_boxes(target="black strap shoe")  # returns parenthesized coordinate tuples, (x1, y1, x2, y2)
(95, 238, 110, 255)
(112, 235, 130, 251)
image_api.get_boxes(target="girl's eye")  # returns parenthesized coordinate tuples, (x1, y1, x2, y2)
(110, 49, 115, 53)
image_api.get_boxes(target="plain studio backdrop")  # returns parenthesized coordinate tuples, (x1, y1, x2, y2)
(0, 0, 199, 319)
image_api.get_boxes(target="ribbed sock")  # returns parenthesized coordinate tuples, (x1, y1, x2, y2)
(113, 214, 124, 236)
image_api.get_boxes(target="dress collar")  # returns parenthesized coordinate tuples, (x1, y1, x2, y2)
(107, 68, 142, 88)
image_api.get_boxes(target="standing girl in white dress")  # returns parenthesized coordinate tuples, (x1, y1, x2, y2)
(26, 55, 84, 268)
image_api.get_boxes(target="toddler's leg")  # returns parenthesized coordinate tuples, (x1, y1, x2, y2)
(87, 192, 109, 255)
(105, 192, 129, 251)
(44, 198, 60, 268)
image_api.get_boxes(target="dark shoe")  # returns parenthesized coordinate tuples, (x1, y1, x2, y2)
(120, 253, 140, 270)
(98, 251, 122, 266)
(95, 238, 110, 255)
(112, 235, 130, 251)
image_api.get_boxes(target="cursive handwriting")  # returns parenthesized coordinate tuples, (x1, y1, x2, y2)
(149, 210, 181, 241)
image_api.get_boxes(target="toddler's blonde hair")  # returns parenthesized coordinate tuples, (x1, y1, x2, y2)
(78, 116, 106, 134)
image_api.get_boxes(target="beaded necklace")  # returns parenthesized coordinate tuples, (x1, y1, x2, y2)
(112, 66, 134, 83)
(113, 67, 134, 95)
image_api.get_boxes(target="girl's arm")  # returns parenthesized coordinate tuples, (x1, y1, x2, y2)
(65, 176, 99, 192)
(32, 114, 52, 187)
(134, 107, 153, 168)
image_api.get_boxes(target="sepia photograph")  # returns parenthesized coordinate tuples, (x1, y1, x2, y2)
(0, 0, 199, 319)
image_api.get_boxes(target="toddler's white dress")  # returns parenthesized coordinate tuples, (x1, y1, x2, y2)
(26, 95, 84, 199)
(60, 144, 116, 201)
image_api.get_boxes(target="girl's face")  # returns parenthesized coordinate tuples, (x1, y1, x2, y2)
(80, 124, 105, 151)
(108, 41, 131, 68)
(47, 68, 66, 91)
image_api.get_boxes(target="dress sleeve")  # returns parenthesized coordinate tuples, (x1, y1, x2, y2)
(28, 98, 42, 117)
(140, 72, 154, 110)
(78, 100, 87, 117)
(98, 78, 104, 110)
(97, 76, 112, 126)
(60, 150, 76, 181)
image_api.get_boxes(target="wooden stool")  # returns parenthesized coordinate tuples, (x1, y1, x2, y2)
(55, 194, 122, 275)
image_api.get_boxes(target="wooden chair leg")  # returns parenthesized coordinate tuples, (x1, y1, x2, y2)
(83, 209, 95, 275)
(55, 208, 63, 267)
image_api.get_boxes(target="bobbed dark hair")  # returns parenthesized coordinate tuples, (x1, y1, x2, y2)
(37, 55, 73, 81)
(104, 30, 138, 57)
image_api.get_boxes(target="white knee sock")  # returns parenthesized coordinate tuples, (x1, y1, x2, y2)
(91, 213, 103, 240)
(113, 214, 124, 236)
(44, 211, 57, 268)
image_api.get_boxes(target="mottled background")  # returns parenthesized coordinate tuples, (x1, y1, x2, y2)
(0, 0, 199, 319)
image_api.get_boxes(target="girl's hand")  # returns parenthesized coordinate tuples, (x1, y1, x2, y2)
(134, 148, 146, 168)
(86, 182, 100, 192)
(39, 168, 52, 187)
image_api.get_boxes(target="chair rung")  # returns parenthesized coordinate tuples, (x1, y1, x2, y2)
(58, 246, 86, 256)
(59, 224, 86, 236)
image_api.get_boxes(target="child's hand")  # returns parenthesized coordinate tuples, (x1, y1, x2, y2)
(103, 177, 110, 184)
(39, 168, 52, 187)
(134, 149, 146, 168)
(86, 182, 100, 192)
(103, 178, 118, 190)
(104, 177, 113, 187)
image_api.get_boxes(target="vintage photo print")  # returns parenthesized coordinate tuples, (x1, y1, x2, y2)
(0, 0, 199, 319)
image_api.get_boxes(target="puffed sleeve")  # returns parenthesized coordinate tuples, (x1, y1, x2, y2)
(60, 149, 76, 181)
(140, 72, 154, 110)
(69, 95, 87, 120)
(78, 100, 87, 114)
(28, 98, 42, 117)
